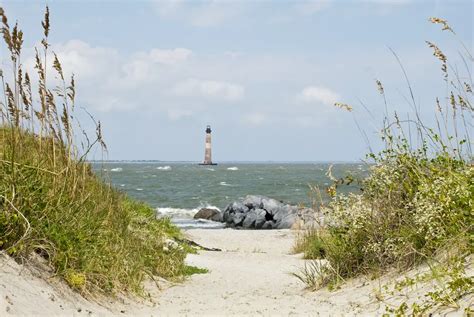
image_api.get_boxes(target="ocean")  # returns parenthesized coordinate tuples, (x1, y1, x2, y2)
(93, 162, 368, 228)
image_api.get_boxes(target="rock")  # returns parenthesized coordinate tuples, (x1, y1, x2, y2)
(242, 195, 264, 208)
(227, 202, 249, 214)
(297, 208, 323, 229)
(242, 211, 257, 228)
(210, 212, 223, 222)
(275, 213, 296, 229)
(223, 202, 249, 224)
(194, 208, 220, 220)
(272, 205, 296, 222)
(253, 209, 267, 229)
(261, 197, 282, 213)
(242, 209, 268, 229)
(222, 195, 293, 229)
(232, 213, 245, 226)
(220, 195, 324, 230)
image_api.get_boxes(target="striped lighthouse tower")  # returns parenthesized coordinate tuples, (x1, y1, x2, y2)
(199, 125, 217, 165)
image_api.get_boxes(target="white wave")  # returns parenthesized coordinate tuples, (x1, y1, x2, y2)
(136, 188, 143, 191)
(110, 167, 123, 172)
(206, 168, 215, 171)
(156, 205, 221, 219)
(219, 181, 233, 187)
(156, 166, 171, 170)
(227, 167, 239, 171)
(120, 184, 125, 187)
(173, 219, 226, 229)
(156, 207, 199, 218)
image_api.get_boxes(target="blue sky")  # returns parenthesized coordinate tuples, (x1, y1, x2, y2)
(2, 0, 472, 161)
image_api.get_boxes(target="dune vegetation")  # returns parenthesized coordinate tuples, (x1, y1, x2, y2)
(294, 18, 473, 314)
(0, 7, 189, 296)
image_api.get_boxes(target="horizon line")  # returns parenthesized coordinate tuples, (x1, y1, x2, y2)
(88, 159, 366, 164)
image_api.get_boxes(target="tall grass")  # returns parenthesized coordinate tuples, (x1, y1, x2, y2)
(295, 17, 473, 298)
(0, 7, 188, 295)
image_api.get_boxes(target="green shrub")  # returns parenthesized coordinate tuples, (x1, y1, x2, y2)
(313, 155, 472, 280)
(296, 17, 473, 295)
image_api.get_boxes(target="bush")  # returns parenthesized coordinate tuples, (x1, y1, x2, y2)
(296, 17, 473, 292)
(311, 155, 472, 280)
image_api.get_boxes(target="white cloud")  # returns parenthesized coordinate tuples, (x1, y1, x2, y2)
(147, 48, 193, 65)
(172, 78, 244, 101)
(122, 48, 192, 82)
(362, 0, 413, 15)
(153, 0, 184, 16)
(295, 0, 331, 15)
(152, 0, 244, 27)
(366, 0, 411, 4)
(298, 86, 340, 105)
(152, 0, 334, 27)
(167, 108, 194, 120)
(47, 40, 120, 80)
(242, 112, 267, 126)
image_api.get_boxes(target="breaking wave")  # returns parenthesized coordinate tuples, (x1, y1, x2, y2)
(172, 219, 226, 229)
(156, 204, 221, 219)
(227, 167, 239, 171)
(156, 166, 172, 170)
(110, 167, 123, 172)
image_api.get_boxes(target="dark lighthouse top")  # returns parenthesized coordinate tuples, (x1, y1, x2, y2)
(206, 125, 212, 133)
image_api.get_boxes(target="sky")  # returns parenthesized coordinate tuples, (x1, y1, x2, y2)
(1, 0, 472, 161)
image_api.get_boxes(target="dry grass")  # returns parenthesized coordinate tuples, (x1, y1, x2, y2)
(0, 6, 189, 295)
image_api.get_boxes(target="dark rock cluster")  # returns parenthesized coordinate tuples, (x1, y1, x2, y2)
(222, 196, 296, 229)
(194, 195, 321, 229)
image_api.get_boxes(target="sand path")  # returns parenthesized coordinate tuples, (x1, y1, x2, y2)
(145, 229, 362, 316)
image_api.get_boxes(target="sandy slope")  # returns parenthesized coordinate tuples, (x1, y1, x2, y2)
(1, 229, 472, 316)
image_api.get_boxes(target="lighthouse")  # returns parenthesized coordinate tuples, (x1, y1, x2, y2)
(199, 125, 217, 165)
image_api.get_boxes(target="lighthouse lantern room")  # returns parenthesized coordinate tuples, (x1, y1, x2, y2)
(199, 125, 217, 165)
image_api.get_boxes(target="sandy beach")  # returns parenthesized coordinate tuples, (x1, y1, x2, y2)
(1, 229, 472, 316)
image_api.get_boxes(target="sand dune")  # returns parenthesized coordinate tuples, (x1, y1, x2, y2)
(1, 229, 472, 316)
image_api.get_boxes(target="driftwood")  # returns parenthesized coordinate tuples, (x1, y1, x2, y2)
(176, 238, 222, 252)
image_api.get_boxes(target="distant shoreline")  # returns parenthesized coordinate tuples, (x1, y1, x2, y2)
(88, 160, 367, 164)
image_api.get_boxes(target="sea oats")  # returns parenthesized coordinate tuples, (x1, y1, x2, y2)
(429, 17, 454, 33)
(334, 102, 353, 112)
(426, 41, 448, 78)
(375, 79, 384, 95)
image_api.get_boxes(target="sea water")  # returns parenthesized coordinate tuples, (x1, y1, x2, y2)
(93, 162, 368, 228)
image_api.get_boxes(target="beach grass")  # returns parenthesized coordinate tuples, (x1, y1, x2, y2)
(0, 6, 190, 295)
(294, 17, 473, 312)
